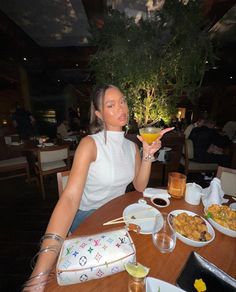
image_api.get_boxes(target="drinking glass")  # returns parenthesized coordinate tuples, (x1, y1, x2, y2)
(125, 262, 149, 292)
(167, 172, 186, 199)
(152, 213, 176, 253)
(139, 127, 162, 161)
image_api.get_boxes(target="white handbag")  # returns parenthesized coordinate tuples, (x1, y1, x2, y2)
(56, 228, 136, 285)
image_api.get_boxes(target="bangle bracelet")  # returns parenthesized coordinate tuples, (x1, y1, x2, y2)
(22, 268, 54, 290)
(31, 244, 61, 269)
(40, 233, 64, 245)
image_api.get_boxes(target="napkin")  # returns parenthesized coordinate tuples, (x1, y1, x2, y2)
(201, 177, 228, 209)
(143, 188, 171, 199)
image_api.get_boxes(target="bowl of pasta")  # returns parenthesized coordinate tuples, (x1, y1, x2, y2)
(168, 210, 215, 247)
(205, 204, 236, 238)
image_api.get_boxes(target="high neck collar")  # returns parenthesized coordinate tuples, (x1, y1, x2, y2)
(101, 130, 125, 143)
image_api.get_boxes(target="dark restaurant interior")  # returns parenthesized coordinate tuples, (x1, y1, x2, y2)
(0, 0, 236, 291)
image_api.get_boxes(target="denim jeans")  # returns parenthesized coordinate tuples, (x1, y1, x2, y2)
(69, 209, 96, 233)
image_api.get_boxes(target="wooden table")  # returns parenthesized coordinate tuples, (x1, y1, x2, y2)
(45, 192, 236, 292)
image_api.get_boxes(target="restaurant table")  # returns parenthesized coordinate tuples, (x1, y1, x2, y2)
(45, 191, 236, 292)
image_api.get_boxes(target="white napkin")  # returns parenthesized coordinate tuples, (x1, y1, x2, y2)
(202, 177, 228, 209)
(143, 188, 171, 199)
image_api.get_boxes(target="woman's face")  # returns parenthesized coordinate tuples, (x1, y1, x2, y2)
(96, 87, 129, 131)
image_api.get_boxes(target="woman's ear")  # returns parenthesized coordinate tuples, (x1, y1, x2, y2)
(95, 110, 103, 121)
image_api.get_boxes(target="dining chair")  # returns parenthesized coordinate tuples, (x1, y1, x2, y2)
(35, 145, 70, 199)
(180, 139, 218, 176)
(57, 170, 71, 197)
(0, 156, 30, 181)
(216, 166, 236, 197)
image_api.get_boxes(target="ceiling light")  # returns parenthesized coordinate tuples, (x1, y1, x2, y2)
(23, 57, 27, 61)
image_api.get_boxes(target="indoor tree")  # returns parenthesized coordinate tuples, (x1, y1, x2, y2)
(89, 0, 215, 129)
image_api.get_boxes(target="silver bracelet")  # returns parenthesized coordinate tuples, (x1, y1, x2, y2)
(30, 244, 61, 269)
(40, 233, 64, 245)
(22, 269, 54, 291)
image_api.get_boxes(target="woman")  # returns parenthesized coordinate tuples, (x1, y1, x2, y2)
(24, 85, 173, 291)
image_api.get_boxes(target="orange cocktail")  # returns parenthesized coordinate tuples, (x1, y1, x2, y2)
(139, 127, 161, 144)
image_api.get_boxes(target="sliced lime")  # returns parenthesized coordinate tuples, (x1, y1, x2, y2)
(124, 262, 150, 278)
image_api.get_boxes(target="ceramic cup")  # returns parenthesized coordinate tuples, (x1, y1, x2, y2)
(185, 183, 203, 205)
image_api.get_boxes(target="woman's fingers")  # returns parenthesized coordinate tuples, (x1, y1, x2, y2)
(160, 127, 175, 138)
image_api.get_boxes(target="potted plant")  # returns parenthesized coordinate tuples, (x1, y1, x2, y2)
(89, 0, 215, 130)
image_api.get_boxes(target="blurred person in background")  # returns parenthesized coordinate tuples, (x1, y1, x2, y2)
(11, 103, 36, 140)
(189, 118, 231, 167)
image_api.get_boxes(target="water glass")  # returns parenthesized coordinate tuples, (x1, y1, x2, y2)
(152, 213, 176, 253)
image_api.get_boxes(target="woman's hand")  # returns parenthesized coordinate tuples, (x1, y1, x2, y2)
(137, 127, 174, 159)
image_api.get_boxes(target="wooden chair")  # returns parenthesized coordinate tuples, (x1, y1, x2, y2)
(0, 156, 30, 181)
(57, 170, 71, 197)
(216, 166, 236, 197)
(180, 139, 218, 176)
(35, 145, 70, 199)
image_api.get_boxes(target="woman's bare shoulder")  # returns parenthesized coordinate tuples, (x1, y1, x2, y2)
(74, 135, 96, 161)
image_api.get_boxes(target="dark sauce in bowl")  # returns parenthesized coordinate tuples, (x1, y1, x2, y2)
(152, 198, 168, 206)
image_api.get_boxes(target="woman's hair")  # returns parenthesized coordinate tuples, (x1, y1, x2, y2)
(89, 84, 118, 134)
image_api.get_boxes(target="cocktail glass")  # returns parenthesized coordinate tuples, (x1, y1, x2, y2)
(139, 127, 162, 161)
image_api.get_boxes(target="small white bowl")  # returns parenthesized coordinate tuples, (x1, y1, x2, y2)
(168, 210, 215, 247)
(151, 196, 170, 208)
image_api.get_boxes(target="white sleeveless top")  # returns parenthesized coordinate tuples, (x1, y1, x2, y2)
(79, 131, 136, 211)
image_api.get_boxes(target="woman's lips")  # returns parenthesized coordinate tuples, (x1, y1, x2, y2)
(118, 114, 127, 122)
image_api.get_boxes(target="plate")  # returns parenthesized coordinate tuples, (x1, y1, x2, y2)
(168, 210, 215, 247)
(205, 205, 236, 238)
(176, 252, 236, 292)
(146, 277, 185, 292)
(123, 203, 161, 234)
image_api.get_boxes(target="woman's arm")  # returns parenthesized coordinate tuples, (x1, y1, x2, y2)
(23, 136, 96, 291)
(133, 127, 174, 192)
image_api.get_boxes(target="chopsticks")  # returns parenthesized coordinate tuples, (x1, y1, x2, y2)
(103, 217, 155, 226)
(103, 207, 156, 226)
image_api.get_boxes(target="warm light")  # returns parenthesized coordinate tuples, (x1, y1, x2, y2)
(229, 76, 233, 79)
(23, 57, 27, 61)
(176, 108, 186, 121)
(2, 119, 7, 125)
(212, 66, 218, 70)
(57, 79, 60, 82)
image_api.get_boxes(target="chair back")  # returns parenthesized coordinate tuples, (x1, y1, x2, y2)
(38, 145, 69, 167)
(185, 139, 194, 160)
(39, 146, 69, 163)
(180, 139, 218, 175)
(216, 166, 236, 197)
(57, 170, 70, 196)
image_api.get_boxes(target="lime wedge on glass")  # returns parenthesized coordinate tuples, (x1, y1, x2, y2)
(125, 262, 150, 278)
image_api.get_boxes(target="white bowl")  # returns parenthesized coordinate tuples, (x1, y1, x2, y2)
(168, 210, 215, 247)
(204, 206, 236, 238)
(151, 196, 170, 208)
